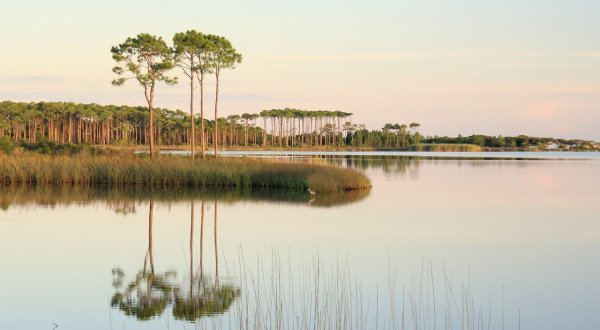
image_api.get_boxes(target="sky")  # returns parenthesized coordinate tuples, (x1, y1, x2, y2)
(1, 0, 599, 140)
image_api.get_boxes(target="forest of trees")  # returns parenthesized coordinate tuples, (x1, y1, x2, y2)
(110, 31, 242, 158)
(0, 101, 372, 148)
(1, 101, 597, 151)
(0, 101, 259, 147)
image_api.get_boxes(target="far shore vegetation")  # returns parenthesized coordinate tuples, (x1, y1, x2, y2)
(1, 101, 598, 154)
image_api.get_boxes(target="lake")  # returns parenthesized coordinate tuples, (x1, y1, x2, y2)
(1, 152, 599, 329)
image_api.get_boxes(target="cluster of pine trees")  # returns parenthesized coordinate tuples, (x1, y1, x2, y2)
(258, 109, 352, 147)
(0, 101, 206, 146)
(347, 122, 422, 148)
(5, 100, 595, 152)
(110, 30, 242, 158)
(0, 101, 428, 150)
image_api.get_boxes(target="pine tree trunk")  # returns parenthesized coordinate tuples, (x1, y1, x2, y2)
(200, 74, 206, 159)
(190, 61, 195, 159)
(214, 73, 220, 157)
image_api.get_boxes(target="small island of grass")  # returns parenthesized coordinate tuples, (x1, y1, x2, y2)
(0, 153, 371, 193)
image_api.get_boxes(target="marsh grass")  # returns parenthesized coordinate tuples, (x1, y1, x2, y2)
(0, 154, 371, 192)
(211, 251, 511, 330)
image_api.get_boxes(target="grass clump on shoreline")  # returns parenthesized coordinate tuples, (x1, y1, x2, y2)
(0, 154, 371, 192)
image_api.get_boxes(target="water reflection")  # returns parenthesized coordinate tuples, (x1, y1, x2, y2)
(111, 202, 177, 320)
(172, 202, 239, 321)
(240, 154, 422, 177)
(335, 156, 421, 177)
(111, 269, 177, 320)
(0, 185, 369, 211)
(313, 155, 587, 178)
(111, 201, 240, 322)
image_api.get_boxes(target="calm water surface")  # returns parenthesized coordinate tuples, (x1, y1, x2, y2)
(1, 153, 599, 329)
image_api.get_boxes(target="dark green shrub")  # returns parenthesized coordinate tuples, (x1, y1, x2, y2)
(20, 141, 84, 155)
(0, 136, 14, 154)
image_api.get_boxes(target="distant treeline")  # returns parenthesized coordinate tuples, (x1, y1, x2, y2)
(348, 122, 423, 148)
(0, 101, 204, 146)
(0, 101, 422, 149)
(0, 101, 597, 151)
(423, 135, 598, 150)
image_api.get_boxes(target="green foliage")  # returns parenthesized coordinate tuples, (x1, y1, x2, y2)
(0, 136, 14, 154)
(172, 284, 240, 321)
(260, 108, 352, 119)
(111, 33, 178, 87)
(173, 30, 213, 75)
(205, 34, 242, 73)
(422, 134, 598, 150)
(472, 135, 485, 146)
(111, 270, 177, 320)
(20, 141, 85, 155)
(0, 100, 267, 147)
(408, 143, 482, 152)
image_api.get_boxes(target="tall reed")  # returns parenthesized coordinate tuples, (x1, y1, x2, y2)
(216, 251, 512, 330)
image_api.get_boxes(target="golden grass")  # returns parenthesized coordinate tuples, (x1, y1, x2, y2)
(0, 154, 371, 193)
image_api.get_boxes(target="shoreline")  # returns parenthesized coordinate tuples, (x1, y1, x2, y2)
(97, 144, 600, 153)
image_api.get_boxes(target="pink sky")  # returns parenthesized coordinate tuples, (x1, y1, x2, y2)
(1, 0, 599, 140)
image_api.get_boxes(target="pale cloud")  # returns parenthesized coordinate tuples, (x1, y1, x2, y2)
(526, 103, 569, 120)
(571, 51, 600, 58)
(259, 51, 469, 63)
(221, 93, 296, 103)
(259, 50, 598, 64)
(552, 91, 600, 99)
(0, 75, 72, 84)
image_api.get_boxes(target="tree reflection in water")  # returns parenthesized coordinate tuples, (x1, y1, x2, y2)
(111, 202, 177, 320)
(111, 200, 240, 322)
(110, 268, 177, 320)
(172, 200, 240, 321)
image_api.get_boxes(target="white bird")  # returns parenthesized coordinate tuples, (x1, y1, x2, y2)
(307, 188, 316, 196)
